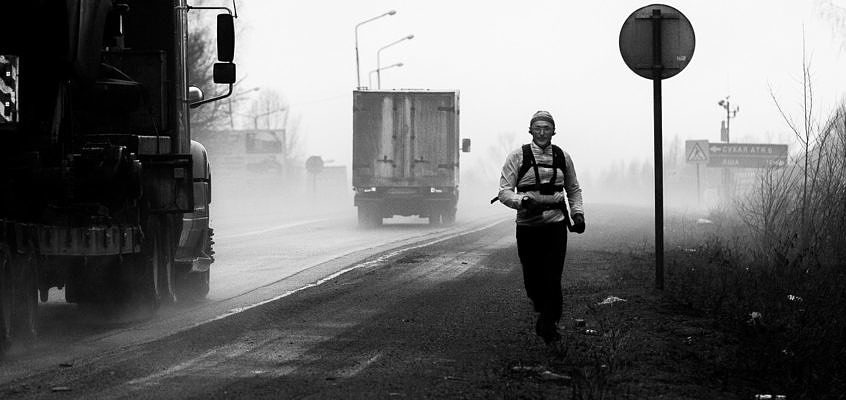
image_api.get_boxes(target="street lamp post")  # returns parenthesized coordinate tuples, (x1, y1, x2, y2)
(369, 62, 404, 89)
(253, 107, 288, 130)
(377, 34, 413, 89)
(355, 10, 396, 89)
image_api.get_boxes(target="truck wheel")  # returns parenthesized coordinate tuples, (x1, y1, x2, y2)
(357, 207, 370, 227)
(127, 218, 162, 315)
(358, 206, 381, 228)
(428, 213, 442, 226)
(0, 244, 13, 355)
(442, 209, 456, 225)
(157, 218, 177, 305)
(11, 254, 38, 344)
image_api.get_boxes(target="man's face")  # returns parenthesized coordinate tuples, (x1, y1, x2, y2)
(530, 121, 554, 147)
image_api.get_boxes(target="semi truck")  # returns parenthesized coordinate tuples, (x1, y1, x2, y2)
(352, 90, 469, 227)
(0, 0, 235, 354)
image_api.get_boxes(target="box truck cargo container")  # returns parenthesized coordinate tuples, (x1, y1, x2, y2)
(352, 90, 468, 226)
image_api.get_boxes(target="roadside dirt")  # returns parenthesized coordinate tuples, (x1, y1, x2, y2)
(0, 205, 767, 399)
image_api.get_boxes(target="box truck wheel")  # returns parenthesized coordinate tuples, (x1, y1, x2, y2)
(357, 206, 382, 227)
(357, 206, 369, 227)
(428, 213, 442, 226)
(442, 208, 456, 225)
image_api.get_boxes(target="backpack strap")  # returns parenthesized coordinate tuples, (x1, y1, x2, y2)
(516, 144, 535, 187)
(490, 144, 568, 204)
(516, 144, 567, 193)
(551, 144, 567, 181)
(516, 144, 542, 192)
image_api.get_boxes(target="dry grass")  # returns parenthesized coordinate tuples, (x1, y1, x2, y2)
(664, 104, 846, 398)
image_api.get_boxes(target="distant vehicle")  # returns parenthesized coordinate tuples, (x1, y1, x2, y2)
(0, 0, 236, 354)
(192, 129, 286, 179)
(352, 90, 470, 226)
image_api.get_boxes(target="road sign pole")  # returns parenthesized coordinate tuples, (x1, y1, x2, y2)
(653, 78, 664, 291)
(696, 163, 701, 205)
(620, 3, 694, 292)
(651, 9, 665, 291)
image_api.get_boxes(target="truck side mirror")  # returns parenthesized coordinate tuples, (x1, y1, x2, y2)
(461, 138, 471, 153)
(217, 14, 235, 62)
(213, 63, 236, 84)
(188, 7, 237, 108)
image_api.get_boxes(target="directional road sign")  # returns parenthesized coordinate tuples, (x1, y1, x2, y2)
(684, 140, 788, 168)
(706, 143, 788, 168)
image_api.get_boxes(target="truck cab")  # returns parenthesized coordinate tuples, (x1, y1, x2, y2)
(0, 0, 236, 354)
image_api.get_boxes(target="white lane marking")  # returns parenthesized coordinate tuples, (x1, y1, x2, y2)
(125, 341, 254, 388)
(215, 218, 330, 240)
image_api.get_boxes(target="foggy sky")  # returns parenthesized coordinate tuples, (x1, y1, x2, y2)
(227, 0, 846, 183)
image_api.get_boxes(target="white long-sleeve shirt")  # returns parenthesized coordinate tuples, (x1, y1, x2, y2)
(498, 141, 583, 226)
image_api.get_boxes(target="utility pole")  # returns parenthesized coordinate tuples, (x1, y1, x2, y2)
(718, 96, 739, 202)
(718, 96, 739, 142)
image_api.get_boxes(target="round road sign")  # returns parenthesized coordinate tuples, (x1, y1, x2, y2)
(305, 155, 324, 173)
(619, 4, 695, 80)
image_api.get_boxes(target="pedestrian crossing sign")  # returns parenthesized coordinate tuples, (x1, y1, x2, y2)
(685, 140, 709, 163)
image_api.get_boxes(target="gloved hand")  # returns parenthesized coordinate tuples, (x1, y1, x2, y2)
(520, 195, 543, 215)
(570, 213, 585, 234)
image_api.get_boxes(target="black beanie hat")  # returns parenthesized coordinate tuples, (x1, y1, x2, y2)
(529, 110, 555, 128)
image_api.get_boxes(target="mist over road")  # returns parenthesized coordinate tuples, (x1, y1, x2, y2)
(0, 189, 511, 384)
(1, 202, 717, 399)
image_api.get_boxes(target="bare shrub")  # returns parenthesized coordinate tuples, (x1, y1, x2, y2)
(667, 43, 846, 397)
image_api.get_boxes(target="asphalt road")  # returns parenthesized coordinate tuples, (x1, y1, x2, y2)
(2, 197, 700, 399)
(2, 212, 540, 399)
(0, 198, 512, 384)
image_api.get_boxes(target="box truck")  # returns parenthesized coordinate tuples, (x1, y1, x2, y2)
(352, 90, 469, 226)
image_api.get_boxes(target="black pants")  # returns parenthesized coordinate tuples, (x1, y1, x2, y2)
(516, 222, 568, 323)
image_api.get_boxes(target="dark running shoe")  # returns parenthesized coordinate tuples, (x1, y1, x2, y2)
(535, 315, 544, 337)
(541, 319, 561, 344)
